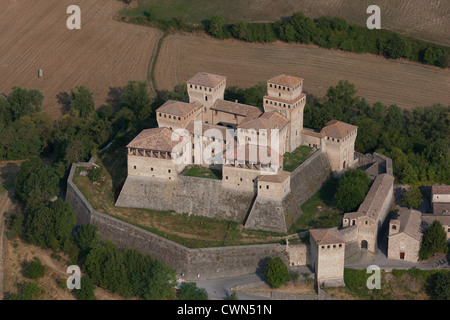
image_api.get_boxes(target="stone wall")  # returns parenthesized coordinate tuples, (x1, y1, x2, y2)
(66, 162, 301, 280)
(116, 173, 254, 222)
(245, 150, 332, 232)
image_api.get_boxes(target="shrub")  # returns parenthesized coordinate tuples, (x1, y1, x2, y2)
(76, 276, 96, 300)
(23, 258, 46, 280)
(8, 282, 42, 300)
(88, 166, 103, 182)
(264, 257, 290, 288)
(425, 272, 450, 300)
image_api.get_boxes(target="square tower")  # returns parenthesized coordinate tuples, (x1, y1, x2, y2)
(187, 72, 226, 108)
(309, 228, 345, 287)
(263, 74, 306, 152)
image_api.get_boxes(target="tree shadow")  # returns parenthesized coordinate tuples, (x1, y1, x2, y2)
(0, 162, 20, 199)
(106, 86, 124, 110)
(57, 92, 71, 115)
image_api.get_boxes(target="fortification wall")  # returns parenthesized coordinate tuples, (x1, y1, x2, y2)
(66, 162, 300, 280)
(245, 150, 332, 232)
(116, 174, 254, 222)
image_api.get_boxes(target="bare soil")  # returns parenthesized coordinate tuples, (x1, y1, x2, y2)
(0, 0, 162, 118)
(155, 33, 450, 110)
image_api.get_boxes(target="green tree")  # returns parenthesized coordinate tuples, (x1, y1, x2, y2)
(77, 224, 100, 255)
(15, 157, 59, 210)
(76, 275, 96, 300)
(0, 95, 12, 126)
(7, 87, 43, 120)
(208, 15, 229, 39)
(402, 186, 423, 208)
(420, 220, 448, 260)
(264, 257, 289, 288)
(383, 34, 408, 59)
(120, 81, 152, 121)
(178, 282, 208, 300)
(426, 272, 450, 300)
(23, 258, 46, 279)
(334, 169, 371, 212)
(70, 86, 95, 118)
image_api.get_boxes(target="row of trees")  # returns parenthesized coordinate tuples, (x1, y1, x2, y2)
(207, 13, 449, 68)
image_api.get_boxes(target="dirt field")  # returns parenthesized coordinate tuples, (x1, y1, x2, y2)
(154, 33, 450, 110)
(0, 0, 162, 118)
(136, 0, 450, 46)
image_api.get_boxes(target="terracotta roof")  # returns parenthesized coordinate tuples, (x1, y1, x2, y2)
(310, 228, 344, 245)
(224, 144, 283, 166)
(268, 74, 303, 87)
(187, 72, 226, 88)
(264, 93, 306, 105)
(157, 100, 202, 118)
(127, 127, 187, 153)
(432, 185, 450, 195)
(396, 209, 422, 241)
(257, 171, 290, 183)
(321, 120, 358, 139)
(302, 128, 325, 139)
(238, 111, 289, 131)
(357, 174, 395, 222)
(211, 99, 263, 118)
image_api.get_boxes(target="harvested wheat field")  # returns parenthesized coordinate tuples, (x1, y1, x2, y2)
(155, 33, 450, 110)
(0, 0, 162, 118)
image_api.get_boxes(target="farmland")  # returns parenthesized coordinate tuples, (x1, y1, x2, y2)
(0, 0, 162, 118)
(129, 0, 450, 46)
(154, 33, 450, 110)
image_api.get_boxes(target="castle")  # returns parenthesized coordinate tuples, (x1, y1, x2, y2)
(121, 72, 358, 205)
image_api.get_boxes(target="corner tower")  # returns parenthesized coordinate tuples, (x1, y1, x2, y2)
(263, 74, 306, 152)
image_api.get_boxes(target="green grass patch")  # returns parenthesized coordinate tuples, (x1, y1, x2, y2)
(283, 146, 313, 172)
(289, 177, 342, 233)
(184, 165, 222, 180)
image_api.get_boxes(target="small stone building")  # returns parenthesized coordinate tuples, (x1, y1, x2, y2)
(431, 185, 450, 215)
(309, 228, 345, 287)
(342, 173, 395, 253)
(388, 209, 422, 262)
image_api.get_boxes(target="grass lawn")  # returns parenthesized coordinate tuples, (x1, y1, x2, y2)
(289, 177, 343, 233)
(184, 165, 222, 180)
(283, 146, 314, 172)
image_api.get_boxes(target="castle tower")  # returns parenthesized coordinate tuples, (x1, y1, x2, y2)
(309, 228, 345, 287)
(263, 74, 306, 152)
(187, 72, 226, 108)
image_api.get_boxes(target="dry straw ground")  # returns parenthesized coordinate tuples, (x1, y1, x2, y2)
(0, 0, 162, 118)
(155, 33, 450, 110)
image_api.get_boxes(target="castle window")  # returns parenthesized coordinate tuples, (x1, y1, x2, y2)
(159, 113, 161, 117)
(178, 117, 181, 120)
(164, 114, 166, 118)
(190, 84, 192, 88)
(259, 185, 261, 189)
(321, 246, 325, 249)
(327, 245, 330, 249)
(333, 245, 336, 248)
(339, 244, 342, 248)
(392, 225, 397, 230)
(283, 87, 285, 90)
(266, 185, 269, 189)
(133, 166, 136, 169)
(205, 96, 208, 101)
(168, 169, 171, 173)
(270, 84, 272, 88)
(226, 176, 228, 180)
(279, 93, 281, 97)
(209, 88, 212, 92)
(151, 168, 153, 171)
(195, 86, 197, 89)
(240, 178, 243, 182)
